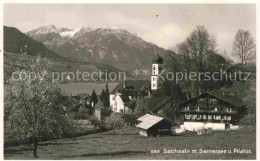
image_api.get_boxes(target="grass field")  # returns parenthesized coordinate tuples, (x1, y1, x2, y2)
(4, 126, 256, 160)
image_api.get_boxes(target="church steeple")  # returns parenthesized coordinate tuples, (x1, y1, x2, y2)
(151, 53, 163, 90)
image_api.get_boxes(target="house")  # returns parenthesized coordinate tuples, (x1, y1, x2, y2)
(179, 90, 243, 131)
(110, 80, 150, 113)
(136, 114, 171, 137)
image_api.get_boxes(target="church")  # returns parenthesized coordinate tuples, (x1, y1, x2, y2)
(109, 54, 164, 113)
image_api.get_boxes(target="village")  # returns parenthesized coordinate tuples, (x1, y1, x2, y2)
(3, 3, 256, 160)
(4, 51, 256, 160)
(66, 53, 244, 137)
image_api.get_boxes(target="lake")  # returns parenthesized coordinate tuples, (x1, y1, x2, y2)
(60, 82, 119, 96)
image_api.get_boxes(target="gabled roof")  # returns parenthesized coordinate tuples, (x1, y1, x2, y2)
(111, 80, 150, 94)
(179, 90, 243, 108)
(208, 90, 243, 108)
(136, 114, 164, 130)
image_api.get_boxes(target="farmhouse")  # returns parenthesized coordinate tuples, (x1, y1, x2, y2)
(179, 90, 243, 131)
(136, 114, 171, 137)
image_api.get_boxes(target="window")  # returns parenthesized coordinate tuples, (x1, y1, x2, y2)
(221, 115, 226, 120)
(153, 84, 156, 87)
(210, 99, 217, 103)
(153, 67, 155, 70)
(208, 115, 212, 120)
(185, 114, 191, 119)
(184, 106, 190, 111)
(203, 115, 207, 119)
(153, 77, 156, 81)
(197, 114, 202, 119)
(198, 98, 206, 103)
(227, 116, 231, 120)
(213, 115, 216, 119)
(191, 114, 197, 119)
(216, 115, 221, 120)
(214, 107, 218, 111)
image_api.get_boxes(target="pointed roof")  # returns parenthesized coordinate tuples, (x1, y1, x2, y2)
(152, 53, 163, 64)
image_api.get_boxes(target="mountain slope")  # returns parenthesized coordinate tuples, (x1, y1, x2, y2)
(25, 25, 166, 70)
(4, 52, 132, 83)
(4, 26, 61, 58)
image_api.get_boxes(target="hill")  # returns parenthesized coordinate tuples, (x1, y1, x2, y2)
(4, 52, 132, 83)
(4, 26, 61, 58)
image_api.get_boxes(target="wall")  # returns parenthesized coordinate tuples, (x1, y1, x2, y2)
(110, 94, 115, 107)
(183, 122, 229, 131)
(139, 128, 148, 137)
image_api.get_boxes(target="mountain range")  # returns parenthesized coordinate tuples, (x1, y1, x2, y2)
(24, 25, 166, 70)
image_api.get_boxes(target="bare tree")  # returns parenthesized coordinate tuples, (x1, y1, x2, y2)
(232, 29, 256, 64)
(175, 26, 217, 98)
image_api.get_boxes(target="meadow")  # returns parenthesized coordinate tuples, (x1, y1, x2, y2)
(4, 126, 256, 160)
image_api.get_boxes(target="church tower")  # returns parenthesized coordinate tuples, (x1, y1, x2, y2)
(151, 53, 163, 90)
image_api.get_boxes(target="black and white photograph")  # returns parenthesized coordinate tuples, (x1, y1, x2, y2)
(1, 1, 257, 160)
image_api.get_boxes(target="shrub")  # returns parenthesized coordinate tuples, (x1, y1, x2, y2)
(121, 114, 137, 126)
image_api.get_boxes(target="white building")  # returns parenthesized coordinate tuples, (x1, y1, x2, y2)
(110, 80, 150, 113)
(151, 54, 163, 90)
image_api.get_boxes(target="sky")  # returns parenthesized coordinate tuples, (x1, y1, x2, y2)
(4, 4, 256, 60)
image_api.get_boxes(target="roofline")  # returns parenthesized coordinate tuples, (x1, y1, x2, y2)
(179, 92, 242, 108)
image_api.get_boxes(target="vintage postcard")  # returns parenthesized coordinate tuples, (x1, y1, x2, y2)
(1, 1, 257, 160)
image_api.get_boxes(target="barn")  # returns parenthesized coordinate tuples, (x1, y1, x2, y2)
(136, 114, 171, 137)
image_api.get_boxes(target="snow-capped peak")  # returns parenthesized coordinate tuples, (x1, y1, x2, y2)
(111, 26, 119, 30)
(26, 25, 59, 35)
(59, 26, 93, 38)
(26, 25, 95, 38)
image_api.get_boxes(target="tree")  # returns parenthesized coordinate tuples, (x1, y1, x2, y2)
(165, 26, 227, 99)
(4, 52, 71, 158)
(104, 113, 124, 135)
(100, 89, 105, 102)
(232, 29, 256, 65)
(102, 83, 110, 107)
(135, 99, 149, 117)
(90, 89, 98, 107)
(241, 81, 256, 125)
